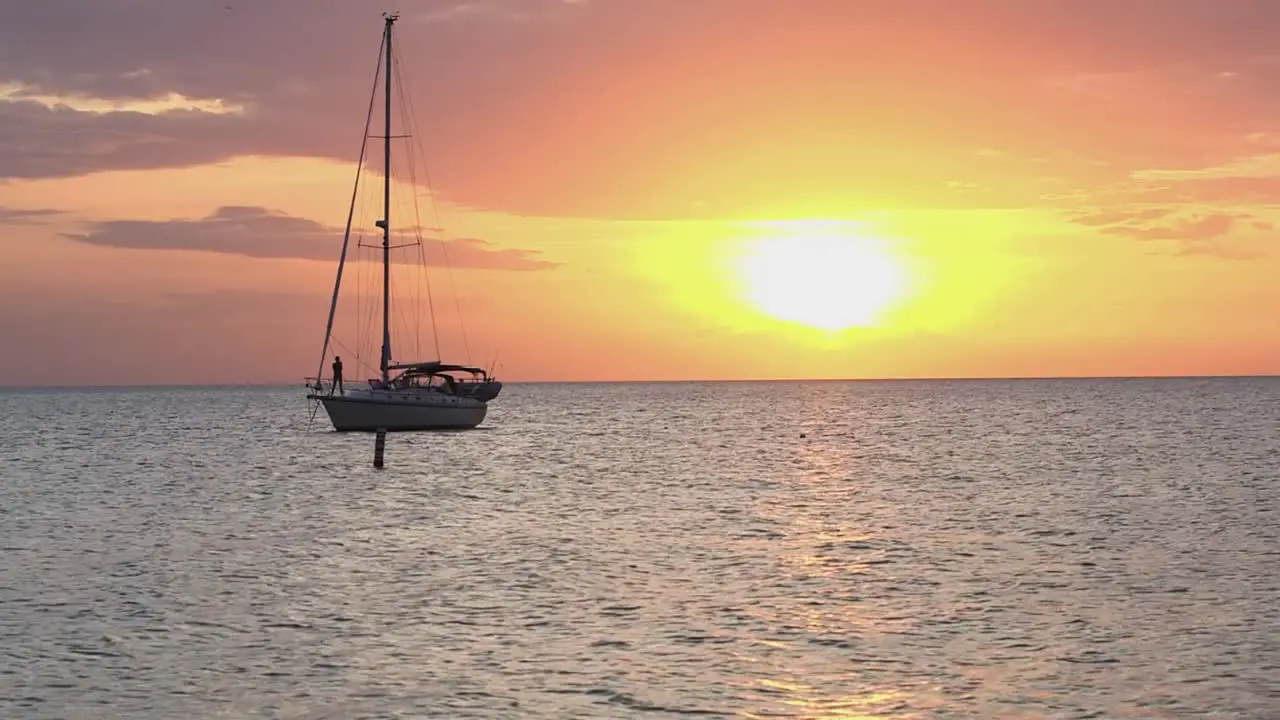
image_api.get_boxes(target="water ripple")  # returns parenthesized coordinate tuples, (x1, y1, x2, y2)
(1, 378, 1277, 718)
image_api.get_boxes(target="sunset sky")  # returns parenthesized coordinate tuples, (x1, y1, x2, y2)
(2, 0, 1279, 385)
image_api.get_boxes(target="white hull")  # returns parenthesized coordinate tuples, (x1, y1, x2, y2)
(311, 391, 487, 431)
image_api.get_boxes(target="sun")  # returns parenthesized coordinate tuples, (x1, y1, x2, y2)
(734, 230, 909, 331)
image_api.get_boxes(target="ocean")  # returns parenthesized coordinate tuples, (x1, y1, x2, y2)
(1, 378, 1277, 718)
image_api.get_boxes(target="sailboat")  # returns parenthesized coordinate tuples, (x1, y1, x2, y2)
(305, 12, 501, 432)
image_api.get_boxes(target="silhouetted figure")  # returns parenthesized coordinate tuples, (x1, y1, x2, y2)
(332, 355, 344, 395)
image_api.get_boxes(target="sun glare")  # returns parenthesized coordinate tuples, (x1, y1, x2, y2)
(735, 230, 909, 331)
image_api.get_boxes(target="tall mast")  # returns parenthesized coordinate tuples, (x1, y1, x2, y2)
(378, 12, 397, 382)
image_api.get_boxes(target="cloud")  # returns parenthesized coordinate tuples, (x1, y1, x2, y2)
(0, 206, 63, 224)
(1173, 241, 1267, 261)
(413, 0, 581, 24)
(1071, 207, 1174, 227)
(0, 80, 246, 115)
(0, 93, 330, 181)
(1098, 212, 1242, 242)
(60, 206, 559, 270)
(1138, 176, 1280, 205)
(7, 0, 1280, 218)
(1069, 207, 1273, 260)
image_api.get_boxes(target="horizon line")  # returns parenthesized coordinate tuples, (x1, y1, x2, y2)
(2, 372, 1277, 391)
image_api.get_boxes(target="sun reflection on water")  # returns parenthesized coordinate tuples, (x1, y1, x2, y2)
(721, 421, 941, 718)
(743, 680, 913, 719)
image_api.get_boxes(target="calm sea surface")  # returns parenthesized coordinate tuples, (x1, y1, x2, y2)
(1, 378, 1277, 719)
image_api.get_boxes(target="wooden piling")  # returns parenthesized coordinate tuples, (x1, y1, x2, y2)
(373, 427, 387, 468)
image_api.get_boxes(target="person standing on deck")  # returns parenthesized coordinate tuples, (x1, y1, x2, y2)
(331, 355, 344, 395)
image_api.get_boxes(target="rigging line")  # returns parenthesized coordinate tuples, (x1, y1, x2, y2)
(393, 46, 471, 364)
(355, 233, 361, 366)
(387, 106, 422, 361)
(384, 157, 407, 359)
(360, 242, 381, 370)
(306, 378, 326, 430)
(392, 45, 435, 359)
(391, 197, 419, 361)
(313, 28, 385, 387)
(357, 237, 370, 367)
(389, 243, 409, 360)
(392, 45, 441, 360)
(393, 256, 421, 365)
(395, 174, 422, 360)
(368, 250, 381, 359)
(364, 261, 380, 369)
(396, 157, 421, 359)
(361, 142, 379, 364)
(415, 210, 422, 358)
(354, 190, 369, 365)
(357, 157, 371, 365)
(307, 396, 321, 430)
(359, 165, 380, 368)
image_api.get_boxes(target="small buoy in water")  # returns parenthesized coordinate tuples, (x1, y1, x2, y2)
(373, 428, 387, 468)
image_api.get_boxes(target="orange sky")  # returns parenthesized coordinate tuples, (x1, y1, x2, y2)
(1, 0, 1278, 385)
